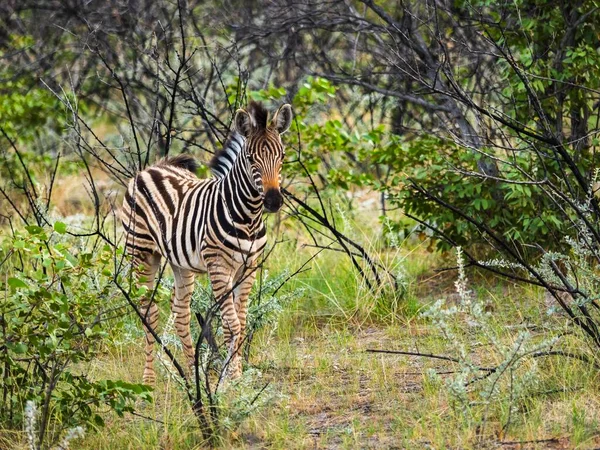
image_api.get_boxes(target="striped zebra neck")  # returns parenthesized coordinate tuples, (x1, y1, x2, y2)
(219, 144, 264, 228)
(210, 131, 245, 178)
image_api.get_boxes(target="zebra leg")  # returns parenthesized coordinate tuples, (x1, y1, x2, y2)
(171, 266, 197, 378)
(233, 266, 257, 365)
(132, 251, 162, 385)
(208, 265, 242, 379)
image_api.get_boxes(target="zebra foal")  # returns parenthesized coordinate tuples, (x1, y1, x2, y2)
(121, 102, 293, 383)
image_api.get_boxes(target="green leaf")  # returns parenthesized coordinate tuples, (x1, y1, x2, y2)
(7, 277, 27, 289)
(54, 221, 67, 234)
(25, 225, 44, 235)
(11, 343, 28, 354)
(93, 414, 105, 427)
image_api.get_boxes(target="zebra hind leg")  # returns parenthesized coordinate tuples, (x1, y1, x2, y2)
(132, 251, 162, 385)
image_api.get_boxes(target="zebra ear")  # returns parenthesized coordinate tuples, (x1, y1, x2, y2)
(272, 104, 293, 134)
(234, 109, 254, 137)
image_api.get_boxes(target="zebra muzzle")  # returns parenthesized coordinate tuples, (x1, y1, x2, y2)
(263, 188, 283, 213)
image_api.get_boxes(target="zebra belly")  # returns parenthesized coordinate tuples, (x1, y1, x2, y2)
(159, 226, 267, 276)
(199, 233, 267, 274)
(171, 250, 208, 273)
(160, 226, 209, 273)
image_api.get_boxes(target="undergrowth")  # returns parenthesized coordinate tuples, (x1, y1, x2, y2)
(2, 202, 599, 448)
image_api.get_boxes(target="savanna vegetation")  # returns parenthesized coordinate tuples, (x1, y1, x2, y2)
(2, 0, 600, 448)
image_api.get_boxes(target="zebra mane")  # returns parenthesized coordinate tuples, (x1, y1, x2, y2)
(159, 154, 199, 172)
(209, 131, 245, 178)
(248, 101, 269, 129)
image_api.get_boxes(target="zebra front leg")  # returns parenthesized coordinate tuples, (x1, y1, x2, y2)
(233, 266, 257, 365)
(208, 265, 242, 379)
(171, 266, 197, 379)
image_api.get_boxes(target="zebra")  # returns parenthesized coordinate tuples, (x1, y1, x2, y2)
(121, 101, 293, 383)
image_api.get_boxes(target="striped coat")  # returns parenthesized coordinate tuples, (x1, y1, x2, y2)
(121, 102, 293, 383)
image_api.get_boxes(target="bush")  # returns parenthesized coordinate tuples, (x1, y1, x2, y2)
(0, 224, 151, 449)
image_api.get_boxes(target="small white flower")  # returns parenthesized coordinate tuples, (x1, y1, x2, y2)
(54, 426, 85, 450)
(25, 400, 38, 450)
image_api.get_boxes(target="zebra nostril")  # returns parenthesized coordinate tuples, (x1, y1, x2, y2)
(264, 189, 283, 212)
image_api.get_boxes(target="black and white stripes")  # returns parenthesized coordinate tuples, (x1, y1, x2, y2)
(121, 102, 293, 382)
(210, 132, 245, 178)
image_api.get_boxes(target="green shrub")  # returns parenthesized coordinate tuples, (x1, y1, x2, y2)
(0, 224, 151, 449)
